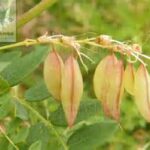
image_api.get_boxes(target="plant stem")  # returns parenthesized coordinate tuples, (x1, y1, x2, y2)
(15, 98, 68, 150)
(0, 34, 149, 66)
(0, 39, 39, 51)
(17, 0, 57, 28)
(0, 127, 19, 150)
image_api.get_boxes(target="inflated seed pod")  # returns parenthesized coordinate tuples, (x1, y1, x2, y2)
(61, 55, 83, 127)
(93, 55, 124, 120)
(43, 50, 64, 100)
(124, 63, 135, 95)
(134, 65, 150, 122)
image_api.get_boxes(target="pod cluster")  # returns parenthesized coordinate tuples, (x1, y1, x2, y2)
(44, 51, 83, 127)
(94, 54, 150, 122)
(44, 50, 150, 127)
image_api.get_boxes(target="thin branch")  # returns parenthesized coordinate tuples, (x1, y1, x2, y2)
(14, 98, 68, 150)
(17, 0, 57, 28)
(0, 126, 19, 150)
(0, 39, 39, 51)
(0, 34, 149, 67)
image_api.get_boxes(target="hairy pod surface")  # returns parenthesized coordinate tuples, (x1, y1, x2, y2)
(124, 63, 135, 95)
(44, 51, 64, 100)
(93, 55, 124, 120)
(61, 56, 83, 127)
(134, 65, 150, 122)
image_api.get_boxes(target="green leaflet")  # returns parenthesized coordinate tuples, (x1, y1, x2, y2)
(12, 128, 29, 144)
(29, 141, 42, 150)
(67, 121, 119, 150)
(0, 51, 22, 72)
(0, 76, 9, 95)
(25, 81, 50, 102)
(0, 94, 13, 119)
(26, 123, 61, 150)
(0, 46, 49, 86)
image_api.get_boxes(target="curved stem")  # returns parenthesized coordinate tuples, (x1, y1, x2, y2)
(17, 0, 57, 28)
(15, 98, 68, 150)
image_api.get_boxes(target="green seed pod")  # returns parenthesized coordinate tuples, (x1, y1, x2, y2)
(44, 50, 64, 100)
(61, 56, 83, 127)
(134, 65, 150, 122)
(93, 55, 124, 120)
(124, 63, 135, 95)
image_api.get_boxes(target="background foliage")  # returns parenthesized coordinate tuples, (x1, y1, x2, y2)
(0, 0, 150, 149)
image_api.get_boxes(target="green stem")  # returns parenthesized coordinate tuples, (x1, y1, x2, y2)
(0, 39, 39, 51)
(15, 98, 68, 150)
(0, 127, 19, 150)
(17, 0, 57, 28)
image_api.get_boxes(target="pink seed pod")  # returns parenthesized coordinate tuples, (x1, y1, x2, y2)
(134, 65, 150, 122)
(93, 55, 124, 120)
(124, 63, 135, 95)
(43, 50, 64, 100)
(61, 56, 83, 127)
